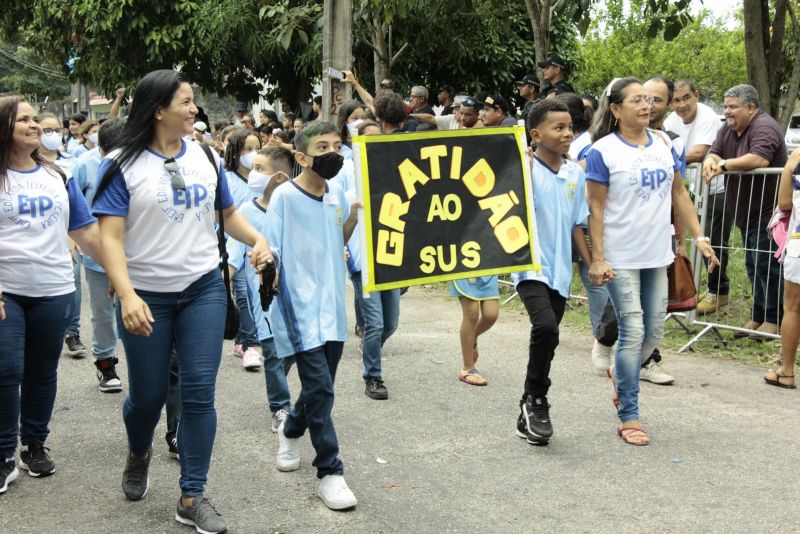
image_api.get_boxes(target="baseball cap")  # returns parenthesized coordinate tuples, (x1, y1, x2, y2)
(517, 74, 541, 87)
(538, 56, 567, 70)
(481, 94, 510, 113)
(379, 79, 393, 88)
(193, 121, 208, 132)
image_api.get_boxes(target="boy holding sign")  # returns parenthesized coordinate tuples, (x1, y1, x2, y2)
(513, 100, 592, 445)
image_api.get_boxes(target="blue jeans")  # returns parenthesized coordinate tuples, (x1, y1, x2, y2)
(283, 342, 344, 478)
(261, 337, 294, 413)
(605, 268, 667, 423)
(578, 261, 617, 345)
(65, 257, 82, 336)
(351, 274, 400, 380)
(117, 269, 226, 497)
(84, 268, 117, 361)
(232, 268, 258, 349)
(0, 292, 73, 458)
(743, 223, 784, 324)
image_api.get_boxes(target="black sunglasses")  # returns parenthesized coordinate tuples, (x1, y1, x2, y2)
(462, 98, 479, 108)
(164, 158, 185, 190)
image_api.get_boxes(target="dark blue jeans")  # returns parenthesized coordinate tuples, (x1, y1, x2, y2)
(232, 268, 259, 349)
(351, 274, 400, 380)
(283, 342, 344, 478)
(261, 337, 294, 413)
(743, 223, 784, 324)
(117, 270, 226, 497)
(0, 292, 73, 458)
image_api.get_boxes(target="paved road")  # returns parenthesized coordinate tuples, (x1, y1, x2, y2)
(2, 284, 798, 533)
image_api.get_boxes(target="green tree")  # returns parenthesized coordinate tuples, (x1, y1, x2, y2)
(575, 3, 746, 101)
(0, 41, 70, 99)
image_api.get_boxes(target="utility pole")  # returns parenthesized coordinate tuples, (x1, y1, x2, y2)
(321, 0, 353, 122)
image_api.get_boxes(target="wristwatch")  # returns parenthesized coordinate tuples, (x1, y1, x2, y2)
(718, 159, 727, 172)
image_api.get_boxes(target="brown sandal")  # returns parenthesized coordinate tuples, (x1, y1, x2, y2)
(458, 368, 487, 386)
(617, 425, 650, 446)
(764, 369, 796, 389)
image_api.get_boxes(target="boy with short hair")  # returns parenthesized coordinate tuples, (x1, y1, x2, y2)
(227, 147, 295, 432)
(513, 100, 591, 445)
(265, 121, 360, 510)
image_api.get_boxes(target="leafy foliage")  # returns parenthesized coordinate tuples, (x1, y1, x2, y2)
(0, 41, 70, 98)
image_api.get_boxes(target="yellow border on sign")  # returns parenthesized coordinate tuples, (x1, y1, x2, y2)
(354, 126, 541, 292)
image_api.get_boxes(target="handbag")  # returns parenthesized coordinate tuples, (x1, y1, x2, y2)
(199, 143, 239, 339)
(667, 253, 697, 312)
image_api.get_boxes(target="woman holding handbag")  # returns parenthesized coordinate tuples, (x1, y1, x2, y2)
(585, 77, 719, 446)
(92, 69, 271, 533)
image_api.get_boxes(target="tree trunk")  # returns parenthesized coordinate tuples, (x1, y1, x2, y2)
(371, 16, 389, 94)
(743, 0, 773, 115)
(524, 0, 552, 86)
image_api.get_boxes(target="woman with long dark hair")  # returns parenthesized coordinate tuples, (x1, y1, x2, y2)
(92, 69, 272, 533)
(585, 77, 718, 446)
(336, 99, 366, 158)
(0, 95, 101, 494)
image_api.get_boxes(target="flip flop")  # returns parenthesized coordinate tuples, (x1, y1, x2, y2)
(617, 425, 650, 446)
(458, 368, 487, 386)
(764, 369, 796, 389)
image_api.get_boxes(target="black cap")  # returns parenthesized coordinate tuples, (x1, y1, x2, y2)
(481, 94, 510, 113)
(438, 84, 455, 95)
(538, 56, 567, 70)
(517, 74, 540, 87)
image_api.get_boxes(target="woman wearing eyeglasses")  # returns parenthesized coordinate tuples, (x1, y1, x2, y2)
(0, 95, 101, 493)
(585, 77, 718, 446)
(92, 69, 272, 533)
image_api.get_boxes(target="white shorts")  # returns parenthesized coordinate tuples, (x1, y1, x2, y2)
(785, 255, 800, 285)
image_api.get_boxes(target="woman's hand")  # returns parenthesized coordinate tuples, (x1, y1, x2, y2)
(249, 237, 274, 271)
(119, 293, 154, 336)
(589, 260, 615, 286)
(696, 240, 720, 272)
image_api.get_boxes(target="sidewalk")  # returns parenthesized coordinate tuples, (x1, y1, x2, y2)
(2, 284, 798, 533)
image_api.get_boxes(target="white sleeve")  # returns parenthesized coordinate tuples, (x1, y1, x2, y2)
(694, 111, 722, 146)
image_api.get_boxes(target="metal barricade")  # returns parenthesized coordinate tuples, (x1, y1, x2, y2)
(678, 166, 785, 352)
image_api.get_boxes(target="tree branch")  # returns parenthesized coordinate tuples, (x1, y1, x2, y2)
(390, 41, 410, 66)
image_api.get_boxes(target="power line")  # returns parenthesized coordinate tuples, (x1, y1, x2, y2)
(0, 46, 67, 79)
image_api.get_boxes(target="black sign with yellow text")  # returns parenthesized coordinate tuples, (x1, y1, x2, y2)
(353, 127, 540, 291)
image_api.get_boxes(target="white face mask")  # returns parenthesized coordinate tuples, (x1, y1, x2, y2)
(40, 132, 62, 152)
(87, 132, 99, 147)
(240, 151, 256, 170)
(247, 171, 272, 195)
(347, 119, 364, 137)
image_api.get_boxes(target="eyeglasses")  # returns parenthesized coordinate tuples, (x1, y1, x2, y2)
(624, 95, 655, 106)
(164, 158, 185, 190)
(42, 128, 64, 135)
(461, 98, 479, 107)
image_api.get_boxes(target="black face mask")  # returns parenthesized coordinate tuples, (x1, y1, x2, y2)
(310, 151, 344, 180)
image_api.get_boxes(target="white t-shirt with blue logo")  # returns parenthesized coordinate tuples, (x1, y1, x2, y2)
(227, 199, 273, 342)
(513, 157, 589, 298)
(92, 140, 233, 292)
(585, 130, 680, 270)
(72, 147, 105, 273)
(265, 179, 350, 358)
(0, 164, 96, 297)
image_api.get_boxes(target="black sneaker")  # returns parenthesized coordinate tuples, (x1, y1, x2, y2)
(19, 442, 56, 477)
(175, 497, 228, 533)
(166, 436, 179, 461)
(355, 325, 364, 338)
(365, 378, 388, 400)
(95, 357, 123, 393)
(122, 450, 152, 501)
(0, 458, 18, 494)
(63, 335, 87, 358)
(518, 396, 553, 445)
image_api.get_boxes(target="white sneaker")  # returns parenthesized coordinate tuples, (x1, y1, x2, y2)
(271, 408, 289, 433)
(591, 339, 613, 375)
(276, 422, 300, 472)
(318, 474, 357, 510)
(242, 348, 261, 371)
(640, 360, 675, 385)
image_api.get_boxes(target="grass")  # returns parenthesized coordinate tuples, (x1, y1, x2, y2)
(496, 230, 788, 369)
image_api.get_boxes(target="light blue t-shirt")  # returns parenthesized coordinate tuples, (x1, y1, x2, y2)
(227, 199, 273, 342)
(71, 144, 89, 158)
(72, 147, 105, 273)
(513, 157, 589, 299)
(329, 160, 361, 274)
(265, 179, 350, 358)
(226, 169, 255, 209)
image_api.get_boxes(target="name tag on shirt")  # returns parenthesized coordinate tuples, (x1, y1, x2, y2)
(323, 193, 337, 205)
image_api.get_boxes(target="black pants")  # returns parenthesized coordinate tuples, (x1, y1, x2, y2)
(705, 191, 734, 295)
(518, 281, 566, 399)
